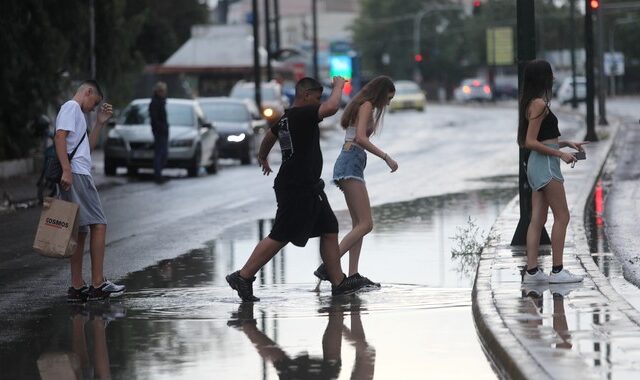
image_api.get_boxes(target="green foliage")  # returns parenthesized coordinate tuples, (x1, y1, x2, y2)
(450, 216, 499, 257)
(0, 0, 209, 160)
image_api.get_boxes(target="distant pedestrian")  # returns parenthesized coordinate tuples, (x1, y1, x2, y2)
(54, 80, 126, 302)
(149, 81, 169, 183)
(313, 76, 397, 288)
(226, 76, 369, 302)
(517, 59, 587, 284)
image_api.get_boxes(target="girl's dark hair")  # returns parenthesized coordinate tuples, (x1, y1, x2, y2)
(517, 59, 553, 147)
(340, 76, 395, 133)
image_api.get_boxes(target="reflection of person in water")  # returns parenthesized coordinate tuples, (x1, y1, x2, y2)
(57, 303, 123, 379)
(227, 297, 375, 379)
(521, 284, 575, 350)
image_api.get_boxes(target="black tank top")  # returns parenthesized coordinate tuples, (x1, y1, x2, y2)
(537, 108, 561, 141)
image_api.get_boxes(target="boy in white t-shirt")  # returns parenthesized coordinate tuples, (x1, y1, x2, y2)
(54, 80, 125, 302)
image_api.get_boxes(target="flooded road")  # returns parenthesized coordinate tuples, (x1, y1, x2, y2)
(2, 187, 515, 379)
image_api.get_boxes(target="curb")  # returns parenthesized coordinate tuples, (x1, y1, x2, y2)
(471, 118, 640, 378)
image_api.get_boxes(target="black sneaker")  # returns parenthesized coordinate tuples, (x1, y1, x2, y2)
(313, 263, 329, 281)
(352, 273, 381, 288)
(331, 274, 368, 296)
(87, 280, 126, 301)
(67, 285, 89, 303)
(226, 271, 260, 302)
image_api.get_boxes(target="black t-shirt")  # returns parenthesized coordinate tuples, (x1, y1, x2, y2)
(271, 105, 323, 188)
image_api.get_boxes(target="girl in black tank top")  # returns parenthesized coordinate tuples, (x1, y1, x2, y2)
(517, 59, 588, 285)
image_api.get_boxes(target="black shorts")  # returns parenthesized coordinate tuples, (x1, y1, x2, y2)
(269, 182, 339, 247)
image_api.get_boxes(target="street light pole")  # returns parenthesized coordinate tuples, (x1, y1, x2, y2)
(252, 0, 262, 109)
(596, 5, 608, 125)
(264, 0, 273, 81)
(584, 0, 598, 141)
(413, 8, 428, 83)
(570, 0, 578, 109)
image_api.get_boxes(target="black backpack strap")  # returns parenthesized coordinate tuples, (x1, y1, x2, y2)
(68, 131, 87, 160)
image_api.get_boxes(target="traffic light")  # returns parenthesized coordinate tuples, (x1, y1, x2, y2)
(414, 53, 423, 63)
(472, 0, 482, 15)
(589, 0, 600, 9)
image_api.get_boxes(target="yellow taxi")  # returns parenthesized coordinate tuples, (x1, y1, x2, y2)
(389, 80, 427, 112)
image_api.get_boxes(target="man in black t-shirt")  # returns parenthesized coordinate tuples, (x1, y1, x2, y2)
(226, 77, 369, 302)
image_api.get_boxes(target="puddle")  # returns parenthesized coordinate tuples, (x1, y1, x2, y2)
(0, 188, 516, 379)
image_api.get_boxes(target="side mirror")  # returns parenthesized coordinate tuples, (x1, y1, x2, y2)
(202, 122, 213, 129)
(252, 113, 263, 121)
(107, 119, 116, 128)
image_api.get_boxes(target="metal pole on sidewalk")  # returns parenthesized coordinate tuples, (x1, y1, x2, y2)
(596, 5, 608, 125)
(584, 0, 598, 141)
(264, 0, 273, 81)
(512, 0, 551, 246)
(570, 0, 578, 109)
(252, 0, 262, 109)
(273, 0, 281, 51)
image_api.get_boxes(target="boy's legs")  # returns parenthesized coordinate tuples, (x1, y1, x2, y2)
(70, 231, 88, 289)
(320, 233, 346, 286)
(89, 224, 107, 287)
(239, 237, 287, 279)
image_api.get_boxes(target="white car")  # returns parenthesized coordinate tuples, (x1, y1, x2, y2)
(104, 98, 219, 177)
(556, 76, 586, 105)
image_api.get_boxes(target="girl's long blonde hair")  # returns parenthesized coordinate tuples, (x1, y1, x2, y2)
(340, 76, 395, 134)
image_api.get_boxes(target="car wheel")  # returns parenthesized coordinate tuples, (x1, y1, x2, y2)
(105, 159, 116, 176)
(188, 146, 202, 177)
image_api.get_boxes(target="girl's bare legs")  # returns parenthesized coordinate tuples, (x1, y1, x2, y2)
(541, 180, 570, 267)
(337, 179, 373, 276)
(526, 189, 549, 269)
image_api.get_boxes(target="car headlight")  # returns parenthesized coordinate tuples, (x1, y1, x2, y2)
(170, 139, 194, 147)
(106, 137, 125, 147)
(263, 108, 274, 118)
(227, 133, 246, 142)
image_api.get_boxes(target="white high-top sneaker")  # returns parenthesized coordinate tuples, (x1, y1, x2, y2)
(522, 268, 549, 284)
(549, 268, 584, 284)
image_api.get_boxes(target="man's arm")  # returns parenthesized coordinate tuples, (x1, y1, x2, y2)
(88, 103, 113, 151)
(318, 76, 346, 119)
(54, 130, 72, 191)
(257, 129, 278, 175)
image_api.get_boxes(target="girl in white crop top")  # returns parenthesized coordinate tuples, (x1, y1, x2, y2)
(313, 76, 398, 288)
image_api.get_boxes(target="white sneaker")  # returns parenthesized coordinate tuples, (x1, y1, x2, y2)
(522, 268, 549, 284)
(522, 283, 548, 298)
(549, 269, 583, 284)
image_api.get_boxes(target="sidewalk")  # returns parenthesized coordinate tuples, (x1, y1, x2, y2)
(473, 120, 640, 379)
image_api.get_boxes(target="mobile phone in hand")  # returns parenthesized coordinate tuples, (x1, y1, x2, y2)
(573, 151, 586, 160)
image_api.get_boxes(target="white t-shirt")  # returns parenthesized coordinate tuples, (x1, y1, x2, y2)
(55, 100, 92, 175)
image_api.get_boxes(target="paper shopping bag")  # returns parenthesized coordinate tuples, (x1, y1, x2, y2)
(33, 197, 79, 258)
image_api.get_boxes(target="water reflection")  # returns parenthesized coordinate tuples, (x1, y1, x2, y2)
(228, 296, 375, 380)
(36, 302, 125, 380)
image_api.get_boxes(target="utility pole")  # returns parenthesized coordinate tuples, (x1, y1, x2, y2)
(264, 0, 273, 80)
(89, 0, 96, 78)
(595, 4, 608, 125)
(311, 0, 319, 80)
(584, 0, 598, 141)
(512, 0, 551, 246)
(273, 0, 281, 52)
(252, 0, 262, 109)
(569, 0, 578, 109)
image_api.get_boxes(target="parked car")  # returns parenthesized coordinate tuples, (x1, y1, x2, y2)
(453, 78, 493, 102)
(230, 80, 288, 125)
(556, 76, 587, 105)
(388, 80, 427, 112)
(198, 97, 266, 165)
(104, 98, 219, 177)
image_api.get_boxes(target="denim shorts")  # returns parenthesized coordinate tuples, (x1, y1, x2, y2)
(527, 143, 564, 191)
(333, 143, 367, 186)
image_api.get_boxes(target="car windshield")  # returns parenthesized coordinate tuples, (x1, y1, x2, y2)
(201, 102, 250, 123)
(396, 83, 421, 95)
(119, 103, 194, 127)
(231, 85, 278, 101)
